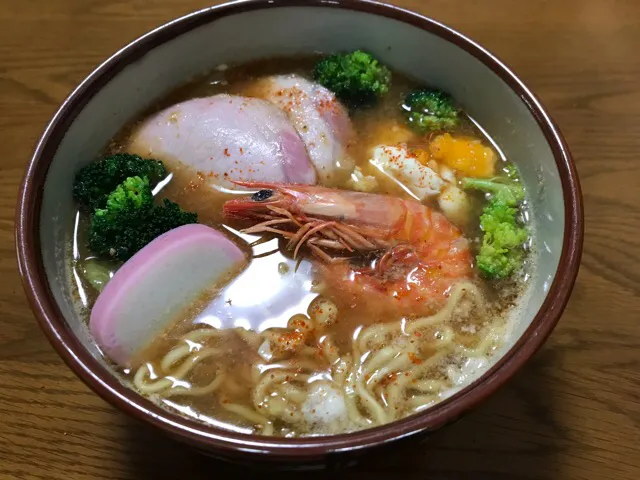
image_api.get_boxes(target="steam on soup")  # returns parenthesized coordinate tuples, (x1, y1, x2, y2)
(68, 52, 534, 437)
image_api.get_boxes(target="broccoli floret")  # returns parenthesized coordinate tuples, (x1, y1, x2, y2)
(475, 203, 528, 278)
(88, 176, 197, 261)
(462, 168, 528, 279)
(313, 50, 391, 107)
(147, 198, 199, 235)
(475, 241, 522, 280)
(503, 163, 520, 181)
(461, 176, 525, 208)
(73, 153, 166, 209)
(402, 89, 460, 133)
(103, 176, 153, 214)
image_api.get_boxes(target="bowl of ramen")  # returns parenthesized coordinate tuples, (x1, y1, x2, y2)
(16, 0, 582, 467)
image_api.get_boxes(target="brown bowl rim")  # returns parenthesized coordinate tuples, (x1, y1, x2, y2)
(15, 0, 583, 461)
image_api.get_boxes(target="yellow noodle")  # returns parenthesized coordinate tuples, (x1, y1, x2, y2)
(365, 352, 412, 387)
(355, 380, 388, 424)
(411, 379, 450, 393)
(236, 328, 262, 348)
(321, 337, 340, 365)
(332, 355, 351, 388)
(299, 346, 324, 361)
(262, 395, 287, 416)
(222, 376, 245, 396)
(167, 348, 221, 379)
(457, 325, 504, 357)
(282, 405, 304, 423)
(385, 350, 449, 407)
(344, 389, 372, 427)
(407, 394, 438, 409)
(133, 365, 174, 394)
(165, 373, 225, 397)
(356, 324, 391, 352)
(261, 422, 275, 436)
(277, 358, 323, 372)
(134, 346, 224, 395)
(361, 346, 397, 377)
(132, 277, 496, 434)
(277, 384, 307, 404)
(181, 328, 228, 343)
(253, 370, 310, 409)
(223, 402, 270, 426)
(160, 344, 192, 371)
(408, 282, 479, 332)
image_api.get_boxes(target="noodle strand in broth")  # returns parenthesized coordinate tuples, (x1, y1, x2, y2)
(131, 280, 502, 434)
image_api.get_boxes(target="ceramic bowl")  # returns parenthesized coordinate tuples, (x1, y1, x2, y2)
(16, 0, 583, 468)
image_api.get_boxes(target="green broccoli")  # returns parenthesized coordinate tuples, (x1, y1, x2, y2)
(402, 89, 460, 133)
(462, 168, 528, 279)
(475, 203, 528, 279)
(88, 176, 197, 261)
(73, 153, 166, 209)
(503, 163, 520, 181)
(313, 50, 391, 107)
(461, 176, 525, 208)
(103, 176, 153, 214)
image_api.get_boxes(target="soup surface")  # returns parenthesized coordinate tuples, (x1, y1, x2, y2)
(68, 55, 534, 437)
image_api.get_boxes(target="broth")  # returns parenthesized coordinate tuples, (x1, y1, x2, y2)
(68, 55, 533, 436)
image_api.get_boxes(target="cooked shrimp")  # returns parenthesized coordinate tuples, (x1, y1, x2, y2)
(224, 182, 473, 317)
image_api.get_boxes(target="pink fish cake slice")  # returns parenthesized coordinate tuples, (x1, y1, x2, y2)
(89, 224, 246, 367)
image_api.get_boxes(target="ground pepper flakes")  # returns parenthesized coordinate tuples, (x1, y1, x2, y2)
(408, 352, 423, 365)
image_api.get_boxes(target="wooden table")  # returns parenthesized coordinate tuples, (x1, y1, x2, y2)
(1, 1, 638, 478)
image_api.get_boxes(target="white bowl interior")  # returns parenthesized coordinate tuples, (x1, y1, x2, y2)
(40, 6, 563, 378)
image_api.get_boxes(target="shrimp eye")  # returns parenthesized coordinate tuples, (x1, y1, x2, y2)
(251, 189, 273, 202)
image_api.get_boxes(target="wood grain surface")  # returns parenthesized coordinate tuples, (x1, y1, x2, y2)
(1, 0, 638, 479)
